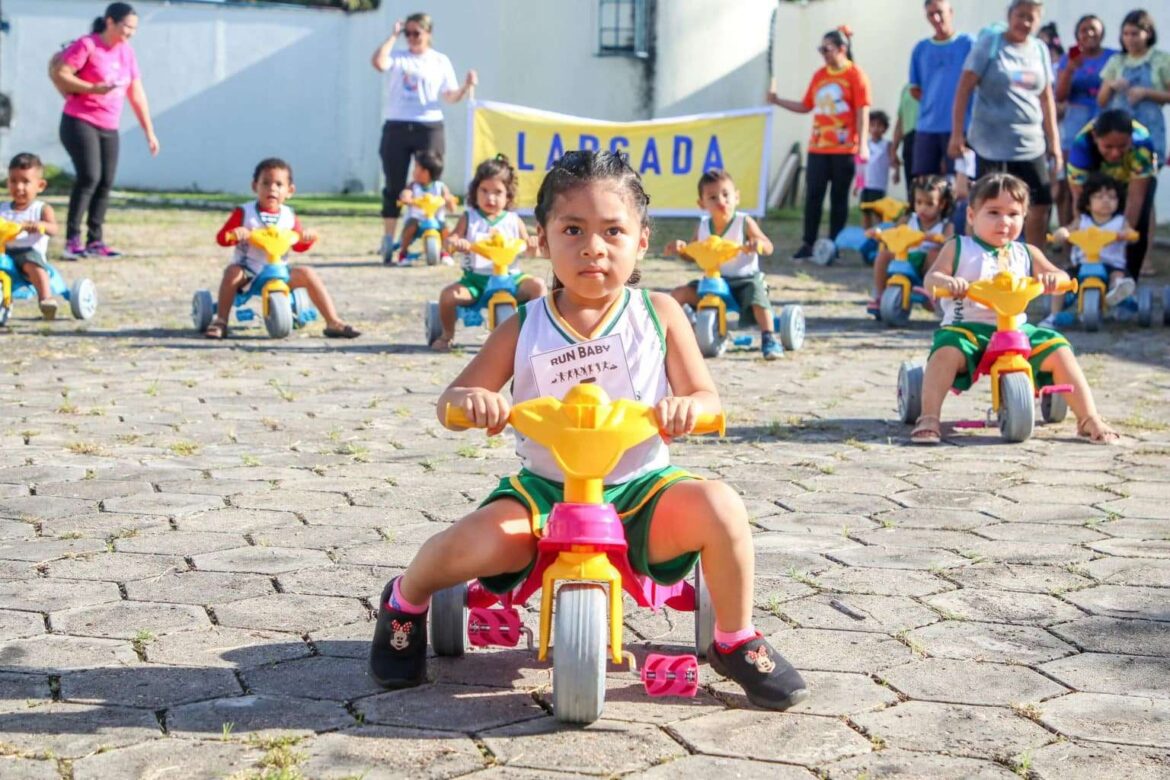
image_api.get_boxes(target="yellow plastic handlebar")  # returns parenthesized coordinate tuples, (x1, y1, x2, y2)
(870, 224, 931, 260)
(470, 232, 528, 276)
(404, 192, 448, 220)
(247, 226, 301, 263)
(444, 384, 725, 504)
(933, 272, 1077, 330)
(860, 197, 908, 224)
(680, 235, 743, 278)
(1058, 226, 1140, 262)
(0, 218, 29, 252)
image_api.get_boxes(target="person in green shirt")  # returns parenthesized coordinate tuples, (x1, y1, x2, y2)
(891, 83, 919, 200)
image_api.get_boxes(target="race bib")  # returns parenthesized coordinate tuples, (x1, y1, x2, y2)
(530, 333, 637, 401)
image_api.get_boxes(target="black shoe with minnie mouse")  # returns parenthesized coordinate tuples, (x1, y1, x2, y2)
(707, 633, 809, 710)
(369, 577, 428, 689)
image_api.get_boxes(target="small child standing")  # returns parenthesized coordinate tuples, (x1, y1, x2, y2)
(913, 173, 1118, 444)
(206, 157, 359, 340)
(393, 150, 458, 266)
(859, 110, 894, 228)
(0, 153, 61, 319)
(433, 155, 546, 351)
(1041, 175, 1138, 328)
(369, 150, 809, 710)
(664, 169, 781, 360)
(868, 175, 953, 314)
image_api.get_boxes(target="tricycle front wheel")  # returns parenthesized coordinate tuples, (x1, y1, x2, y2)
(431, 581, 468, 657)
(998, 372, 1035, 442)
(553, 583, 607, 724)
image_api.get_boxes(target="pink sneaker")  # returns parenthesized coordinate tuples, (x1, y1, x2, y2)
(62, 238, 87, 260)
(85, 240, 122, 258)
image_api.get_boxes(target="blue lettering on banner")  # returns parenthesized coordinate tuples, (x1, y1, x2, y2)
(579, 134, 600, 152)
(545, 133, 565, 169)
(702, 135, 724, 171)
(517, 132, 535, 171)
(672, 135, 693, 175)
(640, 138, 661, 175)
(609, 136, 629, 154)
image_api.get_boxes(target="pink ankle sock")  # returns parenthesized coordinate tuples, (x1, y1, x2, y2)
(714, 626, 757, 651)
(388, 578, 429, 614)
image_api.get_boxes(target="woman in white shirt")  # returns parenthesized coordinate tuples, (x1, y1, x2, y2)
(371, 13, 477, 262)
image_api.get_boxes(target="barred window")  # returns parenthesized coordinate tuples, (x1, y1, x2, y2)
(598, 0, 650, 58)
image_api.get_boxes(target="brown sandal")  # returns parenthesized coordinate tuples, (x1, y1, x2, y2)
(911, 415, 942, 445)
(205, 319, 228, 340)
(429, 335, 452, 352)
(1077, 415, 1119, 445)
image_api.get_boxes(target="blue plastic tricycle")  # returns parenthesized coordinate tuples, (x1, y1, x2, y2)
(871, 223, 945, 327)
(0, 218, 97, 326)
(191, 226, 318, 339)
(424, 233, 525, 345)
(821, 197, 907, 266)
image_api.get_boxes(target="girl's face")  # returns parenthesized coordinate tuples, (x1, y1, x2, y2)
(1094, 130, 1133, 164)
(1076, 18, 1104, 54)
(968, 191, 1026, 246)
(914, 190, 943, 224)
(1087, 187, 1120, 220)
(411, 166, 432, 185)
(537, 181, 649, 301)
(1007, 3, 1042, 42)
(818, 38, 846, 67)
(698, 180, 737, 220)
(404, 21, 431, 54)
(475, 177, 509, 215)
(106, 13, 137, 43)
(1121, 23, 1151, 55)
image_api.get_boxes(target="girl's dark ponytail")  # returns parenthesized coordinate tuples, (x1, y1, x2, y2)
(93, 3, 136, 35)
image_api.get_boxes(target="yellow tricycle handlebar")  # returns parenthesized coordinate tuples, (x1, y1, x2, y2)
(247, 226, 301, 264)
(400, 192, 450, 221)
(868, 224, 944, 260)
(471, 232, 528, 276)
(0, 217, 31, 252)
(933, 271, 1077, 330)
(860, 197, 908, 224)
(1049, 226, 1140, 262)
(680, 235, 744, 278)
(444, 384, 725, 504)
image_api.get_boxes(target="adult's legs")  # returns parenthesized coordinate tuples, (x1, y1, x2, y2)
(902, 130, 916, 201)
(58, 114, 102, 243)
(801, 153, 830, 246)
(827, 154, 855, 240)
(380, 121, 446, 242)
(86, 127, 120, 245)
(1127, 177, 1157, 279)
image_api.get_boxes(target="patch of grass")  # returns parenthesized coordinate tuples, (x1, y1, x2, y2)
(145, 380, 160, 397)
(116, 433, 143, 445)
(168, 441, 201, 457)
(1115, 413, 1169, 432)
(242, 455, 262, 467)
(895, 629, 927, 657)
(1012, 749, 1034, 777)
(786, 567, 818, 588)
(67, 441, 108, 456)
(419, 458, 436, 472)
(335, 442, 370, 462)
(56, 402, 79, 415)
(267, 378, 296, 403)
(56, 531, 84, 540)
(455, 445, 481, 459)
(131, 629, 156, 655)
(261, 418, 282, 431)
(221, 722, 234, 741)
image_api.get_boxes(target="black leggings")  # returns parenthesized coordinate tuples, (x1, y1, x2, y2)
(379, 120, 445, 218)
(1126, 176, 1158, 279)
(59, 113, 119, 243)
(803, 152, 855, 246)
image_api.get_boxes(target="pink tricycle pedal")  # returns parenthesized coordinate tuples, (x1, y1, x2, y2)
(641, 653, 700, 697)
(467, 606, 523, 648)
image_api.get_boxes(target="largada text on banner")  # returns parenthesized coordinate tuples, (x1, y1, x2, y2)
(467, 101, 772, 217)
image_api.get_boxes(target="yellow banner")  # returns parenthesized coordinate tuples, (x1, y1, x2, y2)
(467, 101, 772, 217)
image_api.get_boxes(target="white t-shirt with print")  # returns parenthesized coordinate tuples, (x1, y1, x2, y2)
(383, 49, 459, 123)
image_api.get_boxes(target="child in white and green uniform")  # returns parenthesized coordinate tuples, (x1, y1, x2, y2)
(913, 172, 1117, 445)
(370, 150, 810, 711)
(431, 155, 547, 351)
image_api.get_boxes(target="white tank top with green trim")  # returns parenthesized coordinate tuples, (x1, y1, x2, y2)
(512, 287, 670, 484)
(941, 236, 1032, 328)
(697, 212, 758, 278)
(0, 201, 49, 255)
(405, 181, 446, 222)
(462, 209, 524, 275)
(907, 214, 945, 255)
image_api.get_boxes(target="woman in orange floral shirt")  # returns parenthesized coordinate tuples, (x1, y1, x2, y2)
(768, 27, 872, 261)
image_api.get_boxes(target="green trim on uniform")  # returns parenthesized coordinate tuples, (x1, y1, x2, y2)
(473, 207, 508, 227)
(907, 251, 928, 277)
(477, 466, 700, 594)
(951, 235, 962, 274)
(929, 321, 1071, 391)
(517, 299, 528, 327)
(457, 270, 531, 304)
(642, 289, 666, 353)
(599, 288, 632, 337)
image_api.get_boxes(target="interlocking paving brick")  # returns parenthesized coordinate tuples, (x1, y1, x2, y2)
(0, 756, 60, 779)
(50, 601, 210, 639)
(1063, 585, 1170, 622)
(763, 628, 913, 673)
(0, 672, 52, 712)
(1048, 617, 1170, 656)
(243, 656, 384, 702)
(0, 578, 121, 612)
(46, 552, 188, 582)
(71, 739, 264, 780)
(299, 726, 487, 779)
(0, 610, 45, 642)
(102, 492, 225, 516)
(483, 718, 688, 774)
(879, 657, 1069, 705)
(357, 683, 545, 731)
(1039, 693, 1170, 748)
(167, 694, 354, 739)
(852, 700, 1053, 761)
(944, 563, 1093, 594)
(924, 588, 1085, 625)
(824, 750, 1017, 779)
(907, 621, 1076, 664)
(631, 755, 816, 779)
(0, 635, 138, 672)
(1041, 653, 1170, 700)
(124, 570, 274, 604)
(61, 665, 242, 708)
(0, 702, 160, 757)
(1029, 740, 1170, 779)
(144, 626, 310, 668)
(192, 545, 332, 574)
(670, 708, 871, 766)
(213, 593, 366, 633)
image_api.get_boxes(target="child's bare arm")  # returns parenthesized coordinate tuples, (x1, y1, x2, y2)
(1028, 244, 1069, 293)
(743, 216, 773, 256)
(516, 220, 539, 255)
(34, 204, 59, 237)
(924, 240, 966, 296)
(442, 184, 458, 209)
(398, 188, 413, 204)
(445, 213, 470, 253)
(650, 292, 721, 437)
(664, 226, 700, 258)
(437, 313, 520, 432)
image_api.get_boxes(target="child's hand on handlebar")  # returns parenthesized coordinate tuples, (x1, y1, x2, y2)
(456, 389, 511, 435)
(21, 220, 44, 234)
(447, 237, 471, 254)
(1037, 272, 1063, 294)
(655, 396, 702, 440)
(943, 276, 969, 298)
(300, 229, 318, 244)
(1050, 227, 1070, 245)
(664, 239, 686, 257)
(231, 227, 251, 244)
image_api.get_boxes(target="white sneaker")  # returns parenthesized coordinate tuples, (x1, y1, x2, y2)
(1105, 276, 1136, 307)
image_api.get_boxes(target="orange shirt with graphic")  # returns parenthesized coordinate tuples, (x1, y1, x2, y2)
(801, 62, 872, 155)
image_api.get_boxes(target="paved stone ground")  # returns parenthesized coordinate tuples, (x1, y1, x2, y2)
(1, 206, 1169, 778)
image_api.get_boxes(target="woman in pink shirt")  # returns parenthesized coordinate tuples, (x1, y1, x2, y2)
(52, 3, 159, 259)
